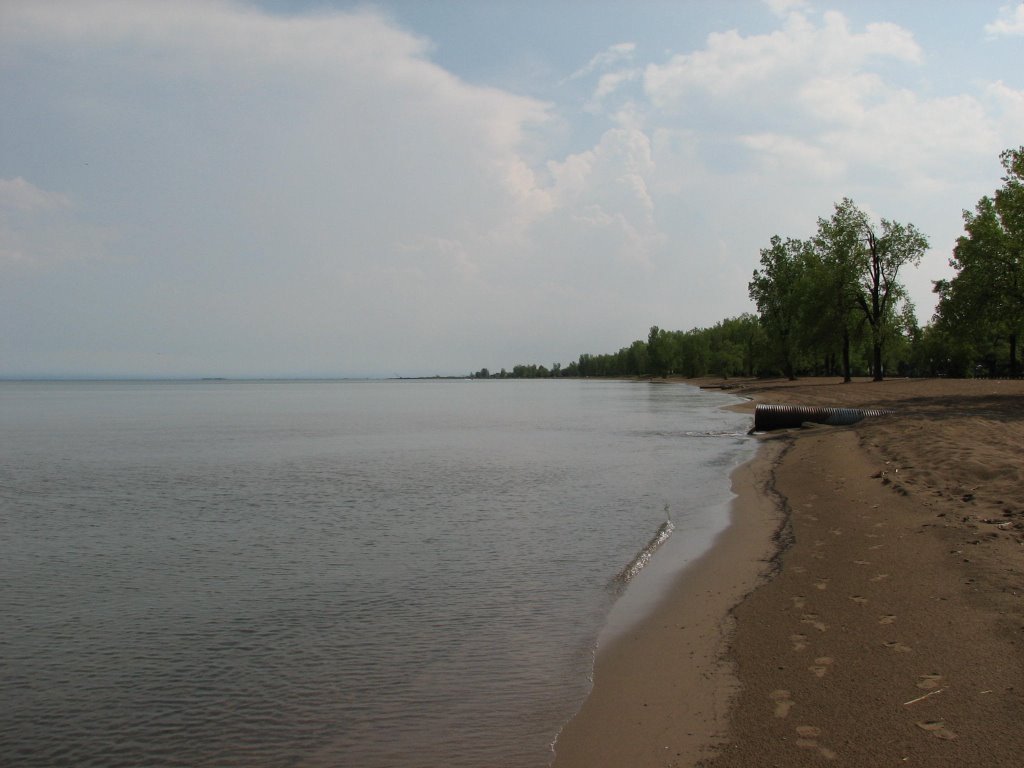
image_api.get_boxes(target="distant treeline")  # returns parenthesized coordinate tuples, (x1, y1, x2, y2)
(474, 147, 1024, 382)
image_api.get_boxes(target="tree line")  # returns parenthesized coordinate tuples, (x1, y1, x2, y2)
(474, 147, 1024, 381)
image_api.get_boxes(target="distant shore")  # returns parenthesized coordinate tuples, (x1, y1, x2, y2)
(553, 376, 1024, 767)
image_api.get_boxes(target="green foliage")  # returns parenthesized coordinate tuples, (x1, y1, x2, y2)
(707, 315, 760, 378)
(814, 198, 926, 381)
(510, 364, 550, 378)
(912, 323, 977, 377)
(648, 326, 677, 377)
(934, 146, 1024, 376)
(675, 329, 709, 377)
(747, 198, 924, 381)
(749, 236, 814, 379)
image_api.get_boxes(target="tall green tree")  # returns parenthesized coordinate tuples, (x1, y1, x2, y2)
(816, 199, 927, 381)
(937, 147, 1024, 376)
(648, 325, 678, 377)
(719, 313, 762, 377)
(625, 339, 649, 375)
(811, 202, 865, 381)
(749, 236, 813, 379)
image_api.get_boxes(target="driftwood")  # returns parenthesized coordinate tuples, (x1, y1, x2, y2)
(903, 688, 945, 707)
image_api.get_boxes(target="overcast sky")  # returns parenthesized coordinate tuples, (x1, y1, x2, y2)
(2, 0, 1022, 377)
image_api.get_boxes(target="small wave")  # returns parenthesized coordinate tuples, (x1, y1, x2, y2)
(613, 519, 674, 587)
(631, 429, 750, 439)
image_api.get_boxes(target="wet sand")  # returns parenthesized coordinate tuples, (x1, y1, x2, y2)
(552, 377, 1024, 767)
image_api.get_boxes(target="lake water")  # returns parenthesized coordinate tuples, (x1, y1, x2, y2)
(0, 379, 754, 767)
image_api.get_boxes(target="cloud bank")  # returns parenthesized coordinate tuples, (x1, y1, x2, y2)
(1, 0, 1021, 376)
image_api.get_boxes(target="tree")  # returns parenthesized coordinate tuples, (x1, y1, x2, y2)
(648, 325, 677, 377)
(705, 319, 742, 378)
(937, 147, 1024, 376)
(811, 202, 865, 381)
(626, 339, 649, 375)
(670, 329, 703, 377)
(719, 313, 763, 377)
(749, 236, 813, 379)
(816, 199, 927, 381)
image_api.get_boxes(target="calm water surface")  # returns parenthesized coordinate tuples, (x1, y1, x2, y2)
(0, 379, 753, 767)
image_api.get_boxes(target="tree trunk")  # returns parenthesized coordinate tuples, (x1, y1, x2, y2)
(782, 332, 796, 381)
(872, 339, 884, 381)
(1011, 332, 1019, 378)
(842, 330, 852, 383)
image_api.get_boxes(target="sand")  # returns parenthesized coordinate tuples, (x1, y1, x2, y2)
(551, 377, 1024, 767)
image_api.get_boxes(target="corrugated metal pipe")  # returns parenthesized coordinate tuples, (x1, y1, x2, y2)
(753, 404, 894, 432)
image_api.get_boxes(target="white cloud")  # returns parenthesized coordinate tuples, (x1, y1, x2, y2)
(540, 126, 663, 272)
(638, 8, 1010, 192)
(739, 133, 844, 177)
(763, 0, 811, 16)
(645, 10, 921, 109)
(0, 178, 116, 267)
(3, 0, 430, 75)
(786, 75, 999, 187)
(829, 91, 996, 176)
(1, 1, 557, 270)
(568, 42, 636, 81)
(0, 177, 70, 213)
(985, 4, 1024, 36)
(589, 69, 642, 111)
(985, 80, 1024, 129)
(797, 73, 885, 124)
(0, 1, 684, 373)
(549, 128, 656, 225)
(569, 42, 643, 115)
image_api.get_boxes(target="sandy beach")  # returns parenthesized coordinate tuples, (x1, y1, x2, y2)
(552, 377, 1024, 767)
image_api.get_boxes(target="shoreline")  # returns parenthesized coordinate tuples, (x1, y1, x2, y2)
(551, 415, 787, 767)
(552, 377, 1024, 766)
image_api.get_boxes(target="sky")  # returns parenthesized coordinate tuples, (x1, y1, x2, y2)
(1, 0, 1022, 378)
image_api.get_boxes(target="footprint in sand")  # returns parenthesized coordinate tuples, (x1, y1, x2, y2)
(813, 540, 827, 548)
(916, 720, 957, 740)
(814, 579, 829, 591)
(794, 726, 837, 760)
(884, 640, 912, 653)
(869, 544, 885, 551)
(865, 533, 881, 539)
(811, 552, 825, 560)
(829, 528, 843, 536)
(870, 573, 891, 583)
(792, 566, 807, 574)
(879, 614, 897, 625)
(770, 689, 794, 718)
(790, 633, 809, 652)
(809, 657, 834, 678)
(853, 560, 871, 566)
(916, 673, 943, 690)
(791, 595, 807, 609)
(801, 614, 828, 632)
(850, 595, 868, 605)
